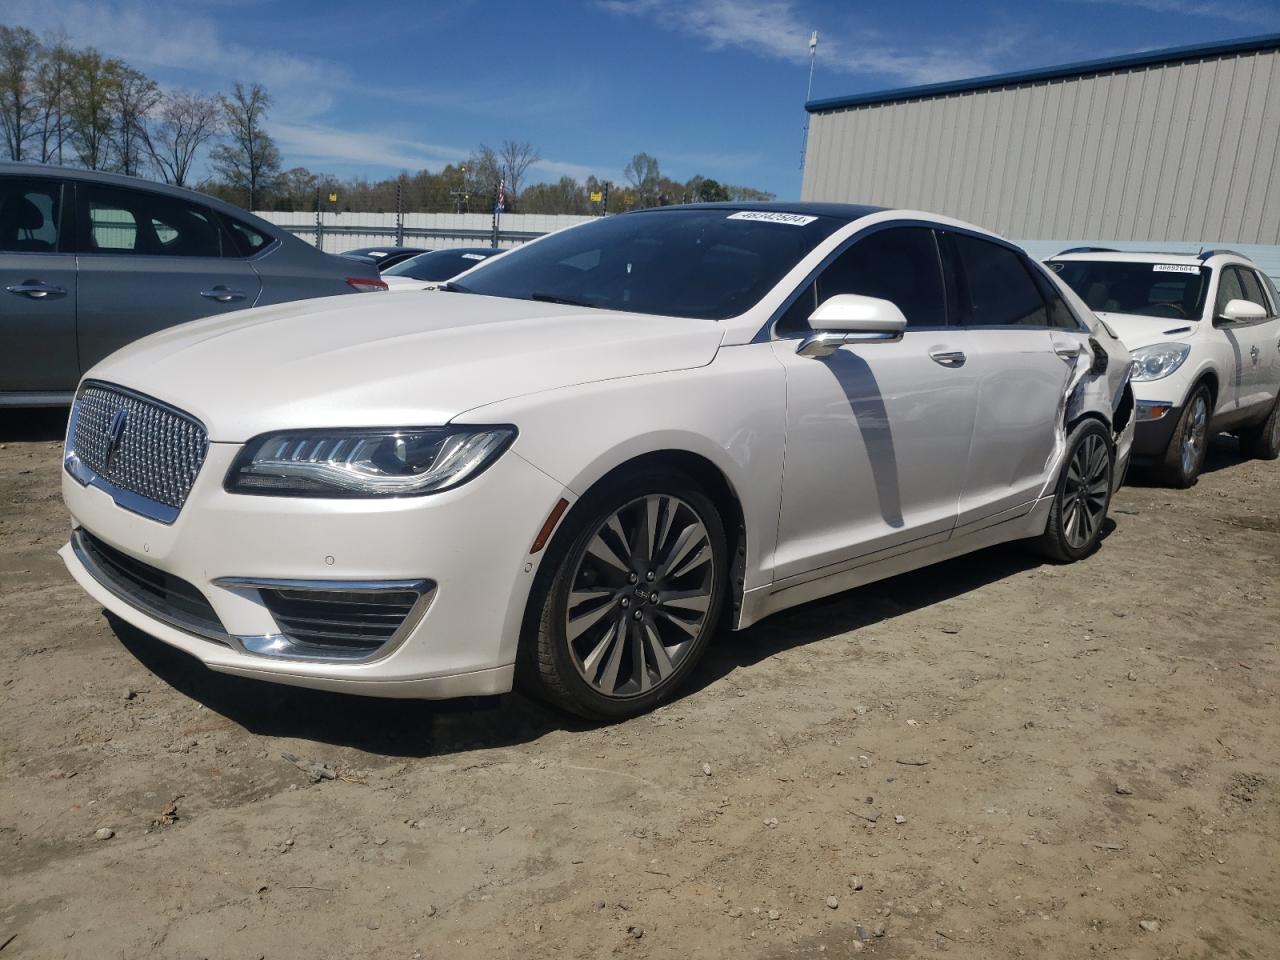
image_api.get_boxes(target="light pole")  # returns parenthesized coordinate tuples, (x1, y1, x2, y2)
(800, 30, 818, 171)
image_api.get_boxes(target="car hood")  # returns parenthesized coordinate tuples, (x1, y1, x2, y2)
(1094, 311, 1199, 349)
(85, 293, 725, 442)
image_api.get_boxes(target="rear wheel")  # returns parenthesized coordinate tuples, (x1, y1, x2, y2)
(1036, 419, 1114, 563)
(519, 469, 727, 720)
(1238, 393, 1280, 461)
(1156, 384, 1211, 488)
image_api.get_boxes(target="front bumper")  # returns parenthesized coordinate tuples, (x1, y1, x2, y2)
(1131, 399, 1182, 461)
(60, 441, 568, 698)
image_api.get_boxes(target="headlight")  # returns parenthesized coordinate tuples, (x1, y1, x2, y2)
(225, 426, 516, 497)
(1130, 342, 1191, 382)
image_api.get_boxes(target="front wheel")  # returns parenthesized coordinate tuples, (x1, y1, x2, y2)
(1156, 384, 1211, 487)
(519, 469, 727, 720)
(1035, 419, 1115, 563)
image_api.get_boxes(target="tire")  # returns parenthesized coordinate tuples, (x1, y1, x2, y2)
(518, 468, 728, 720)
(1035, 418, 1115, 563)
(1155, 384, 1212, 488)
(1238, 393, 1280, 461)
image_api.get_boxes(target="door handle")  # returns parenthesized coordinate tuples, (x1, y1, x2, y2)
(1250, 344, 1260, 365)
(1053, 341, 1081, 360)
(929, 349, 966, 368)
(6, 280, 67, 299)
(200, 286, 248, 303)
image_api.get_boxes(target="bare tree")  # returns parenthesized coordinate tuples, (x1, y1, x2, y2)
(465, 143, 501, 200)
(35, 33, 73, 164)
(497, 139, 541, 200)
(0, 26, 41, 161)
(143, 90, 220, 186)
(110, 65, 159, 176)
(66, 48, 123, 170)
(209, 82, 280, 208)
(623, 152, 661, 206)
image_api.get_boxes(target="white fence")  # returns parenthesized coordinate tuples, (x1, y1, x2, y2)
(254, 211, 595, 254)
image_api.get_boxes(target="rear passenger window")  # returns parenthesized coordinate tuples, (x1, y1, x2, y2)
(949, 233, 1049, 327)
(0, 178, 63, 253)
(81, 184, 222, 257)
(220, 215, 273, 257)
(815, 227, 946, 328)
(1028, 265, 1084, 331)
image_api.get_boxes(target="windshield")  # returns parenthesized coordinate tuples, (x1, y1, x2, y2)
(1049, 259, 1210, 320)
(454, 209, 844, 320)
(384, 249, 496, 281)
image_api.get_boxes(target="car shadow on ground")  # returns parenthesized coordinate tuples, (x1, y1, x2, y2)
(1125, 434, 1249, 486)
(104, 528, 1098, 759)
(0, 409, 69, 443)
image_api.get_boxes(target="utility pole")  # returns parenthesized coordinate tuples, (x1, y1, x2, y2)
(800, 30, 818, 171)
(314, 185, 322, 248)
(490, 176, 505, 247)
(395, 180, 404, 246)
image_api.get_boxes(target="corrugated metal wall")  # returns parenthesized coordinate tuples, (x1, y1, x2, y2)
(802, 47, 1280, 245)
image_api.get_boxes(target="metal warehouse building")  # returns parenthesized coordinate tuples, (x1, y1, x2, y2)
(801, 34, 1280, 276)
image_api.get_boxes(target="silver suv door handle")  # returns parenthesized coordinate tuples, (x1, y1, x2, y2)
(1250, 345, 1260, 364)
(929, 350, 966, 367)
(200, 286, 247, 302)
(6, 281, 67, 299)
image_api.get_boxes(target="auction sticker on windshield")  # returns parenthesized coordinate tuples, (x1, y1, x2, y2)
(1153, 264, 1201, 274)
(727, 211, 818, 226)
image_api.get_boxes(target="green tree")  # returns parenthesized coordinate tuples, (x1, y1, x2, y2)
(209, 82, 280, 209)
(66, 48, 123, 170)
(110, 65, 159, 176)
(0, 26, 41, 161)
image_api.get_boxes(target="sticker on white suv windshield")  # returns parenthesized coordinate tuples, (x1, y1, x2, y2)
(727, 211, 818, 226)
(1153, 264, 1200, 274)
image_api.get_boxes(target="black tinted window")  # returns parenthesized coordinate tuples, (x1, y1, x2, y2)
(1236, 268, 1269, 312)
(1028, 265, 1084, 331)
(813, 227, 946, 329)
(950, 234, 1047, 327)
(81, 184, 221, 257)
(0, 178, 62, 253)
(385, 249, 496, 281)
(220, 215, 273, 257)
(456, 209, 844, 320)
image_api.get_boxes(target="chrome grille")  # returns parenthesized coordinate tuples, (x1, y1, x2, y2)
(69, 382, 208, 515)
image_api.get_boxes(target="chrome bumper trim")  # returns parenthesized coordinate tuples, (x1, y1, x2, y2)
(212, 576, 437, 664)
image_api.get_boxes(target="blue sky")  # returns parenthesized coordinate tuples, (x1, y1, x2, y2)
(8, 0, 1278, 197)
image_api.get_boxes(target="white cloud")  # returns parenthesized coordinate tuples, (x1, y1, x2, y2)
(596, 0, 1005, 84)
(1071, 0, 1277, 26)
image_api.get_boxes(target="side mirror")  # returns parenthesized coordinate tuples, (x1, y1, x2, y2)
(1217, 298, 1267, 325)
(797, 294, 907, 358)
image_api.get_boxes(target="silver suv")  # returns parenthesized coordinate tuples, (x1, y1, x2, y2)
(0, 164, 386, 406)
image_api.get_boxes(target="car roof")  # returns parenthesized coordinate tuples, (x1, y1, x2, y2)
(346, 246, 427, 255)
(626, 200, 885, 222)
(1048, 249, 1256, 267)
(0, 161, 281, 234)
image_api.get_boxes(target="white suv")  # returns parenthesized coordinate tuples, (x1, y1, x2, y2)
(1048, 249, 1280, 486)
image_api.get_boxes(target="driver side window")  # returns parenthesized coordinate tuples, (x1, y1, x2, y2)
(1214, 267, 1246, 317)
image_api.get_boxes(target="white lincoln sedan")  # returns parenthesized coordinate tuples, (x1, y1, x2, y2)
(60, 203, 1134, 719)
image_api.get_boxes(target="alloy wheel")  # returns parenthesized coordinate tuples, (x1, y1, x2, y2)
(564, 495, 716, 698)
(1181, 394, 1208, 476)
(1062, 433, 1110, 549)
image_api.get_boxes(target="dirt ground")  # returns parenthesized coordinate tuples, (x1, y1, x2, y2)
(1, 408, 1276, 960)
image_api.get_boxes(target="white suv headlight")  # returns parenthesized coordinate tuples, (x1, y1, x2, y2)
(226, 426, 516, 497)
(1130, 342, 1191, 382)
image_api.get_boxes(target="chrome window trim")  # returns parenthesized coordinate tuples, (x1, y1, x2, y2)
(212, 576, 438, 664)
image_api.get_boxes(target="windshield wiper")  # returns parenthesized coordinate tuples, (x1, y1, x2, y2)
(529, 291, 594, 308)
(440, 281, 473, 293)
